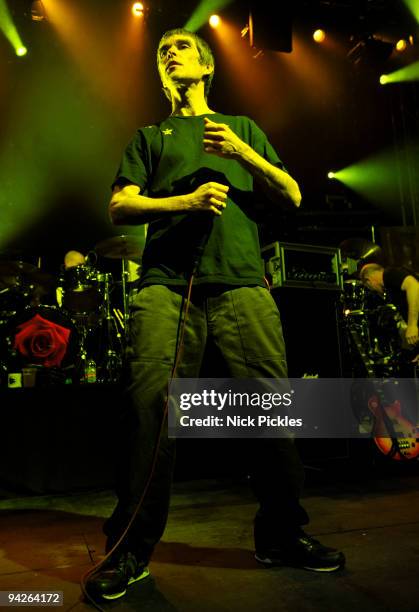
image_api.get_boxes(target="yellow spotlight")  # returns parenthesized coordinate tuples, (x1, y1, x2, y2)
(16, 46, 28, 57)
(132, 2, 144, 17)
(380, 74, 388, 85)
(396, 39, 408, 52)
(327, 171, 335, 179)
(209, 15, 221, 28)
(313, 29, 326, 43)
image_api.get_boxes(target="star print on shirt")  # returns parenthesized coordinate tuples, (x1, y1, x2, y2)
(162, 128, 173, 135)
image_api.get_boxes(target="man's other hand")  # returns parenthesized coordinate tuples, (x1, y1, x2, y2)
(187, 181, 229, 216)
(203, 117, 248, 159)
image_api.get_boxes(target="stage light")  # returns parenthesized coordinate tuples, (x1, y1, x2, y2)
(132, 2, 144, 17)
(313, 29, 326, 43)
(328, 171, 335, 179)
(396, 39, 408, 52)
(184, 1, 232, 33)
(209, 14, 220, 28)
(379, 61, 419, 84)
(325, 150, 409, 211)
(0, 0, 27, 56)
(31, 1, 46, 21)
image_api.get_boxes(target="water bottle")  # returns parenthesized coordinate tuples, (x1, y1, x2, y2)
(85, 358, 97, 384)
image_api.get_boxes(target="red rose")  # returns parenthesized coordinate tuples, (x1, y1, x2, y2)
(14, 314, 71, 367)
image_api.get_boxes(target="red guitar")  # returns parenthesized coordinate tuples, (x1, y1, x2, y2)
(368, 394, 419, 461)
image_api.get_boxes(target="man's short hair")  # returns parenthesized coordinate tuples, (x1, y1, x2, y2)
(157, 28, 215, 100)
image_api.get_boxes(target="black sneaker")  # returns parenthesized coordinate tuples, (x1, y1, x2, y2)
(85, 551, 150, 601)
(255, 532, 345, 573)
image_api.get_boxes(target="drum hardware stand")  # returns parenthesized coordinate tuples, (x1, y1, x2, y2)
(74, 321, 90, 383)
(67, 311, 98, 384)
(112, 307, 125, 333)
(98, 272, 123, 384)
(343, 308, 404, 378)
(346, 317, 375, 377)
(121, 259, 129, 333)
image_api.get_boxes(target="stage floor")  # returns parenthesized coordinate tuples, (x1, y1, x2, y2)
(0, 470, 419, 611)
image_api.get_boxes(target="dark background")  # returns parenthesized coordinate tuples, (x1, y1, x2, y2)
(0, 0, 418, 277)
(1, 0, 419, 492)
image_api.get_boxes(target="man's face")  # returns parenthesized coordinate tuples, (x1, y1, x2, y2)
(157, 34, 212, 91)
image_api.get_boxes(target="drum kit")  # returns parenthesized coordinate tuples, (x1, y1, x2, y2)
(0, 235, 143, 387)
(339, 239, 411, 377)
(0, 232, 412, 386)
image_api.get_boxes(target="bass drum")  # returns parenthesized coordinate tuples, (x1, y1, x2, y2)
(367, 303, 403, 358)
(3, 305, 80, 383)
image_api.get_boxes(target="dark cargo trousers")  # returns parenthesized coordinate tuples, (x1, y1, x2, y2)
(104, 284, 309, 562)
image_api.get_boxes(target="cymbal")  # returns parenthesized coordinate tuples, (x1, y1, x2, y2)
(0, 261, 56, 292)
(339, 238, 383, 262)
(0, 260, 38, 277)
(26, 269, 56, 290)
(95, 235, 144, 259)
(0, 261, 38, 288)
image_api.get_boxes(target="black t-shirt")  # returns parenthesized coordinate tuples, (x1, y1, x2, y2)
(113, 113, 286, 287)
(383, 266, 418, 321)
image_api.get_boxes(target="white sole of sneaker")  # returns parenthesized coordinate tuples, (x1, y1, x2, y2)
(302, 564, 342, 572)
(255, 554, 343, 573)
(102, 567, 150, 600)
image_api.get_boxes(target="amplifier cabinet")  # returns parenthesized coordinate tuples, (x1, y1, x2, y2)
(261, 241, 343, 290)
(271, 286, 344, 378)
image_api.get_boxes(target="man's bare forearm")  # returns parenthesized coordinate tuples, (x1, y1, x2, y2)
(405, 280, 419, 326)
(236, 144, 301, 210)
(109, 192, 191, 225)
(109, 181, 229, 225)
(202, 117, 301, 209)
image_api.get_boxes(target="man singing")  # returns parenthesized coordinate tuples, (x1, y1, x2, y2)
(86, 28, 344, 602)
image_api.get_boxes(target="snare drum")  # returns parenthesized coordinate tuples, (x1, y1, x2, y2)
(4, 305, 79, 370)
(59, 264, 102, 313)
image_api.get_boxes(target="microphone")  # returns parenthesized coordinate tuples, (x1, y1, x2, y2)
(188, 169, 224, 275)
(191, 216, 214, 274)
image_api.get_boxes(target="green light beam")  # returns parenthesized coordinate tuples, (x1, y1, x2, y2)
(403, 0, 419, 24)
(380, 60, 419, 84)
(0, 0, 27, 54)
(0, 52, 118, 248)
(184, 0, 234, 32)
(331, 148, 417, 209)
